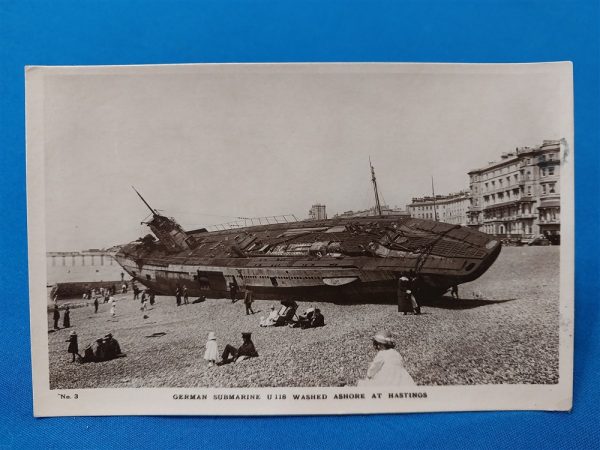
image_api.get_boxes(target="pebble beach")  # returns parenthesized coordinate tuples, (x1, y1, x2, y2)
(47, 246, 560, 389)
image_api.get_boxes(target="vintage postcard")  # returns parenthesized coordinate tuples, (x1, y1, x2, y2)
(26, 63, 573, 416)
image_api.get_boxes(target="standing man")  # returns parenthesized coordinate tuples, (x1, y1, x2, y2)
(244, 288, 255, 315)
(408, 275, 422, 315)
(229, 281, 238, 303)
(94, 296, 99, 313)
(52, 305, 60, 330)
(149, 290, 155, 306)
(183, 285, 189, 305)
(62, 306, 71, 328)
(175, 286, 182, 307)
(396, 276, 413, 315)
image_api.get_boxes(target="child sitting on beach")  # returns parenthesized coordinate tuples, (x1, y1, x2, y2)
(203, 332, 218, 367)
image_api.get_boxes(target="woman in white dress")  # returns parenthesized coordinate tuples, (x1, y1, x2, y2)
(358, 331, 415, 386)
(204, 332, 219, 367)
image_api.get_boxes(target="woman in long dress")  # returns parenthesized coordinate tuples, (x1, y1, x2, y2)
(358, 331, 415, 387)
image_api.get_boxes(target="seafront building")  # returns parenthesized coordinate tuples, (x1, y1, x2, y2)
(407, 191, 471, 226)
(466, 139, 562, 242)
(308, 203, 327, 220)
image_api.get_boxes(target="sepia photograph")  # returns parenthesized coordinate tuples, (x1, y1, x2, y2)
(26, 62, 574, 416)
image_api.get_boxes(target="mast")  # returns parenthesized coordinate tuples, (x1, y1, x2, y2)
(431, 176, 438, 221)
(132, 186, 158, 216)
(369, 158, 382, 216)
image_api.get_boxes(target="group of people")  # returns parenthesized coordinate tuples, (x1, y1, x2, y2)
(200, 328, 415, 387)
(140, 288, 156, 313)
(66, 331, 124, 363)
(203, 331, 258, 367)
(229, 283, 255, 316)
(259, 302, 325, 329)
(83, 286, 116, 301)
(174, 285, 189, 306)
(56, 278, 417, 385)
(52, 305, 71, 330)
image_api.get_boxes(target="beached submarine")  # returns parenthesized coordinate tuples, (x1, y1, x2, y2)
(113, 187, 501, 304)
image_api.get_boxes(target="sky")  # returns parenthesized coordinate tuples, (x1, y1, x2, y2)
(39, 63, 572, 251)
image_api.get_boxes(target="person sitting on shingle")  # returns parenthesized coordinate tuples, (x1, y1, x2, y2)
(217, 332, 258, 365)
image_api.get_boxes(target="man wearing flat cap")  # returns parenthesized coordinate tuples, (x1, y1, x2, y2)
(218, 332, 258, 365)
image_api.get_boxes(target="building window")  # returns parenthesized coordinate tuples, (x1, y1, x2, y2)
(548, 166, 555, 176)
(542, 184, 547, 194)
(541, 168, 546, 177)
(549, 183, 556, 194)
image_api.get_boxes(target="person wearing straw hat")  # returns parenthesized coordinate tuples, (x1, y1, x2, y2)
(65, 330, 81, 362)
(203, 332, 219, 367)
(357, 331, 415, 386)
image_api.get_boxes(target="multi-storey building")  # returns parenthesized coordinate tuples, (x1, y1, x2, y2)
(467, 139, 562, 242)
(308, 203, 327, 220)
(407, 191, 471, 226)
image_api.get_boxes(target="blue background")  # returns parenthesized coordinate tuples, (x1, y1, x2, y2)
(1, 1, 598, 448)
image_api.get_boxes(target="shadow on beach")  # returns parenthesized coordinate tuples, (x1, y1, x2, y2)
(420, 296, 516, 310)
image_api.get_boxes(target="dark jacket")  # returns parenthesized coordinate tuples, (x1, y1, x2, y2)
(311, 312, 325, 328)
(104, 338, 122, 358)
(396, 283, 413, 313)
(237, 340, 258, 358)
(67, 335, 78, 354)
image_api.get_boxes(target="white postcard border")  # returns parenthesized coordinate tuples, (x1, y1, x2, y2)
(26, 63, 574, 417)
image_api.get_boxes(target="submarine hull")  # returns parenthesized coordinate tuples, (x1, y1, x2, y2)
(114, 216, 501, 304)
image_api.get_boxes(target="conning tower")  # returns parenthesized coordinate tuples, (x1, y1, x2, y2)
(133, 187, 196, 253)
